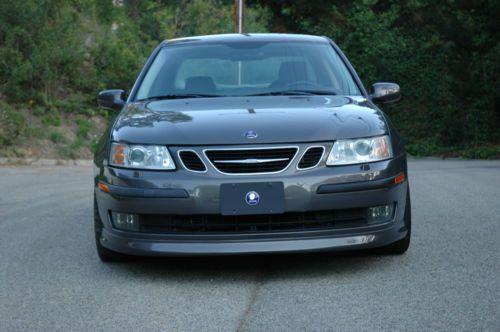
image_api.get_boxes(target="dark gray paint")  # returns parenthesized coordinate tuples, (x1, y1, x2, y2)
(111, 96, 389, 146)
(95, 155, 408, 254)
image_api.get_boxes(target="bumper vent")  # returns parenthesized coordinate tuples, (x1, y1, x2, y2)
(139, 208, 368, 234)
(179, 150, 206, 172)
(298, 146, 324, 169)
(204, 147, 298, 174)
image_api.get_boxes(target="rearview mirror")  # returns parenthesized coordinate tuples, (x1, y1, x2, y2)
(371, 83, 400, 103)
(98, 89, 126, 111)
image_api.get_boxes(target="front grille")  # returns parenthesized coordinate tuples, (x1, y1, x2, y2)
(179, 150, 206, 172)
(298, 147, 324, 169)
(138, 208, 368, 234)
(205, 147, 298, 174)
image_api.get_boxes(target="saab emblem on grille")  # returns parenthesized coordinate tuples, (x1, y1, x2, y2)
(245, 191, 260, 206)
(244, 130, 258, 139)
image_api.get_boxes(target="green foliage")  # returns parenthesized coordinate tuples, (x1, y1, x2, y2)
(0, 1, 87, 104)
(26, 127, 46, 140)
(90, 137, 99, 153)
(0, 0, 498, 158)
(56, 146, 75, 158)
(42, 112, 62, 127)
(76, 119, 91, 139)
(50, 131, 65, 144)
(0, 0, 270, 103)
(71, 137, 85, 150)
(406, 140, 445, 157)
(0, 102, 25, 146)
(460, 146, 500, 159)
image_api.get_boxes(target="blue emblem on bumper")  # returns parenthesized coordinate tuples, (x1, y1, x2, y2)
(245, 191, 260, 206)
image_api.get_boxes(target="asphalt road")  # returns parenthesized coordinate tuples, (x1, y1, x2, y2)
(0, 159, 499, 331)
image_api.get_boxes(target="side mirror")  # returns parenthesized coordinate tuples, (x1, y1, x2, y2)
(371, 82, 400, 103)
(97, 89, 126, 111)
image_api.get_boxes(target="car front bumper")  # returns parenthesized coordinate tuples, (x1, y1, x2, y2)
(95, 155, 409, 256)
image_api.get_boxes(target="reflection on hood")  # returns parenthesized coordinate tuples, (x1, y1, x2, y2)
(111, 96, 387, 145)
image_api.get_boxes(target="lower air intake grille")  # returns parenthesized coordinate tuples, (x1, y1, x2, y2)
(205, 147, 298, 174)
(139, 208, 368, 234)
(179, 151, 206, 172)
(298, 147, 325, 169)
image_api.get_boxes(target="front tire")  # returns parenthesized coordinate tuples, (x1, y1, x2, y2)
(94, 195, 132, 262)
(375, 185, 411, 255)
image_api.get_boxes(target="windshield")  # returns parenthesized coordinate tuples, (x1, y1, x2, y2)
(135, 41, 361, 100)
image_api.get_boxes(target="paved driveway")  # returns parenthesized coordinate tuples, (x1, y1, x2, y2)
(0, 159, 499, 331)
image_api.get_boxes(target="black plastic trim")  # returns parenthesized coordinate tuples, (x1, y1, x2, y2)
(107, 184, 189, 198)
(317, 176, 398, 194)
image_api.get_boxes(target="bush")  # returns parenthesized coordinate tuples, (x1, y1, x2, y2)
(42, 111, 62, 127)
(0, 102, 25, 146)
(461, 146, 500, 160)
(406, 140, 444, 157)
(71, 137, 85, 150)
(50, 131, 65, 144)
(76, 119, 91, 139)
(0, 1, 498, 158)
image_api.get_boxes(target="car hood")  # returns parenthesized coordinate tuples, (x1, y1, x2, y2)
(112, 96, 388, 145)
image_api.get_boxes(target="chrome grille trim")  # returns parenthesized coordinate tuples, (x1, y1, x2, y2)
(203, 146, 299, 175)
(212, 158, 290, 164)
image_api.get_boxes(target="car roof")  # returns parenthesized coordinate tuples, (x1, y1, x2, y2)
(162, 33, 329, 46)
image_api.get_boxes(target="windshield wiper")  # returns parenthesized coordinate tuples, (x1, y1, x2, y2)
(139, 93, 223, 101)
(245, 90, 337, 97)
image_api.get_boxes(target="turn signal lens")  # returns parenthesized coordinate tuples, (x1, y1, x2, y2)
(112, 143, 126, 165)
(97, 182, 110, 193)
(394, 172, 406, 184)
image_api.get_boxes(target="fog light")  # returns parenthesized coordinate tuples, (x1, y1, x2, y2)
(367, 204, 394, 224)
(111, 212, 139, 231)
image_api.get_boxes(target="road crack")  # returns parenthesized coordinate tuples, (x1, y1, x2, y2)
(235, 268, 267, 332)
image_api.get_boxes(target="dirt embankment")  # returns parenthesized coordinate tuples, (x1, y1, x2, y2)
(0, 110, 108, 160)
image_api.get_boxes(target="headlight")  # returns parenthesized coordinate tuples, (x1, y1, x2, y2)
(326, 135, 393, 166)
(110, 142, 175, 170)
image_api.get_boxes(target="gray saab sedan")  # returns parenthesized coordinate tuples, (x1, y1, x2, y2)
(94, 33, 410, 261)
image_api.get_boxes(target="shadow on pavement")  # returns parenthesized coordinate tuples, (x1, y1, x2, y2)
(107, 250, 391, 282)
